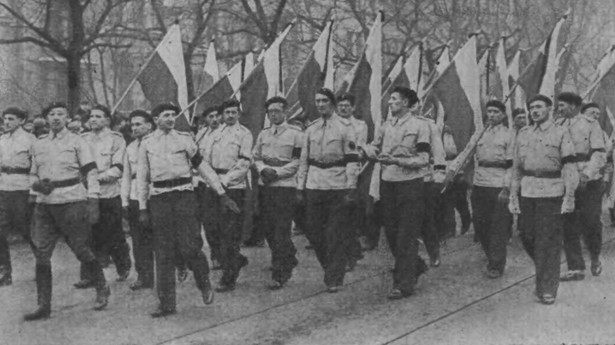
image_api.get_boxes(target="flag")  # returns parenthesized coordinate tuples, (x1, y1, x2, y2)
(136, 24, 190, 130)
(286, 20, 334, 122)
(193, 58, 243, 118)
(380, 54, 406, 120)
(518, 11, 571, 102)
(507, 50, 526, 110)
(202, 40, 220, 90)
(239, 22, 294, 138)
(405, 44, 425, 97)
(494, 38, 512, 123)
(585, 46, 615, 135)
(337, 11, 383, 141)
(430, 35, 482, 151)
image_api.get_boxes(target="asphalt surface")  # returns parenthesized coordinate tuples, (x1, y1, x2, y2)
(2, 218, 615, 345)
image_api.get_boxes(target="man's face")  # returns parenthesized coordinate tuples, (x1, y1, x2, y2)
(583, 106, 601, 121)
(529, 101, 550, 124)
(514, 114, 528, 129)
(337, 100, 354, 118)
(47, 107, 69, 132)
(557, 101, 576, 118)
(3, 114, 24, 133)
(89, 109, 108, 131)
(315, 94, 334, 116)
(388, 92, 407, 115)
(157, 110, 176, 131)
(486, 107, 505, 126)
(267, 102, 286, 125)
(223, 106, 240, 125)
(204, 110, 221, 129)
(131, 116, 151, 139)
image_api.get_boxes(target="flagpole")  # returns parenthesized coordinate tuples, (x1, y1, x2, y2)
(111, 49, 158, 113)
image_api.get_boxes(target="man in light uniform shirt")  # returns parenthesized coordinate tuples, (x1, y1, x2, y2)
(253, 96, 302, 289)
(0, 107, 36, 287)
(555, 93, 606, 281)
(208, 99, 253, 293)
(25, 102, 109, 321)
(510, 94, 579, 305)
(121, 110, 155, 290)
(75, 105, 131, 288)
(137, 103, 239, 317)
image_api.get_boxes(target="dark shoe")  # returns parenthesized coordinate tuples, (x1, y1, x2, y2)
(591, 260, 602, 277)
(116, 271, 130, 282)
(430, 256, 441, 268)
(243, 239, 265, 247)
(74, 279, 95, 289)
(305, 244, 314, 250)
(215, 283, 235, 293)
(540, 294, 555, 305)
(240, 255, 249, 268)
(93, 284, 110, 311)
(267, 279, 286, 290)
(0, 274, 12, 287)
(177, 268, 188, 283)
(387, 288, 413, 300)
(151, 307, 177, 318)
(486, 269, 502, 279)
(201, 286, 214, 305)
(24, 306, 51, 321)
(326, 285, 339, 293)
(560, 270, 585, 282)
(211, 259, 222, 270)
(130, 279, 153, 291)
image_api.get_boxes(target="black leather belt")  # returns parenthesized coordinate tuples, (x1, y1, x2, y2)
(478, 160, 509, 169)
(522, 170, 561, 178)
(152, 177, 192, 188)
(263, 158, 291, 167)
(308, 159, 346, 169)
(50, 178, 82, 188)
(214, 168, 229, 175)
(573, 153, 590, 162)
(1, 167, 30, 175)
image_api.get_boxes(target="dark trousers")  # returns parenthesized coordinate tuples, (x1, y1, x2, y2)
(82, 197, 131, 279)
(0, 191, 32, 274)
(31, 201, 98, 265)
(259, 187, 298, 282)
(519, 197, 563, 297)
(128, 200, 153, 285)
(437, 180, 471, 240)
(381, 179, 424, 294)
(305, 189, 352, 287)
(421, 182, 441, 260)
(218, 189, 246, 286)
(150, 191, 210, 311)
(563, 180, 603, 271)
(195, 183, 222, 262)
(471, 186, 512, 273)
(361, 198, 382, 247)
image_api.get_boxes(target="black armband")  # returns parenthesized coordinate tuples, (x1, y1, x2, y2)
(590, 148, 606, 155)
(111, 163, 124, 172)
(561, 155, 576, 165)
(608, 155, 613, 164)
(238, 154, 251, 161)
(191, 153, 203, 168)
(504, 160, 513, 169)
(434, 164, 446, 171)
(416, 143, 431, 154)
(80, 162, 97, 176)
(344, 154, 360, 163)
(292, 148, 301, 159)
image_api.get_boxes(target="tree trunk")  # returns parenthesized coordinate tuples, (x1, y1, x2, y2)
(66, 51, 81, 115)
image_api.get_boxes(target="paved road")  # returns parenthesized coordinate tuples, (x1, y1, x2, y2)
(1, 220, 615, 345)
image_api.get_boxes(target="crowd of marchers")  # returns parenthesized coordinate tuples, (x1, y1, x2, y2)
(0, 87, 611, 320)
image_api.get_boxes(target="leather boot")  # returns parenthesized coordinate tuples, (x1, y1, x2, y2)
(88, 260, 110, 311)
(24, 265, 52, 321)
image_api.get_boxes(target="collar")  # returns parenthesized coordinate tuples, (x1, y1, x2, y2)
(91, 127, 110, 138)
(50, 127, 69, 140)
(271, 121, 287, 132)
(533, 119, 554, 132)
(5, 126, 23, 138)
(392, 110, 413, 126)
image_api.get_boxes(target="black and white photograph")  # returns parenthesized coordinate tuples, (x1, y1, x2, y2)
(0, 0, 614, 344)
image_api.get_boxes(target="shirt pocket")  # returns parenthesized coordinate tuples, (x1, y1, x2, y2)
(57, 147, 78, 171)
(97, 143, 114, 170)
(541, 141, 562, 171)
(322, 137, 344, 161)
(276, 135, 296, 160)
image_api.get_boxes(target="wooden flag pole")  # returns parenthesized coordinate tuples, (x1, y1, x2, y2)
(111, 49, 158, 114)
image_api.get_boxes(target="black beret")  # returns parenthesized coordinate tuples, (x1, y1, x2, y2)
(151, 103, 181, 119)
(527, 94, 553, 108)
(581, 102, 600, 114)
(556, 92, 582, 107)
(486, 100, 506, 113)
